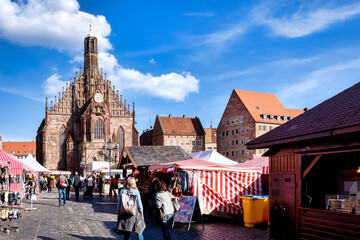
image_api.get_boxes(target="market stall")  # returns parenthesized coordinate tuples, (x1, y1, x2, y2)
(150, 158, 262, 216)
(0, 150, 23, 233)
(189, 150, 238, 166)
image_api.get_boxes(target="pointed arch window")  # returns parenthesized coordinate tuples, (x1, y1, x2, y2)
(117, 127, 125, 151)
(59, 126, 66, 164)
(94, 119, 105, 139)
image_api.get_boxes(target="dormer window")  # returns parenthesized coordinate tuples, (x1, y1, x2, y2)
(270, 115, 274, 121)
(284, 116, 288, 121)
(277, 116, 281, 121)
(263, 114, 267, 120)
(289, 117, 293, 120)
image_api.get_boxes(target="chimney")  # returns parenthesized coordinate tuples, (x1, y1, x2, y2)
(169, 114, 172, 119)
(0, 136, 2, 150)
(303, 107, 309, 111)
(183, 114, 186, 119)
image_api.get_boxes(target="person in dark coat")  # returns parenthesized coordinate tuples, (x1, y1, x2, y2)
(97, 175, 103, 197)
(72, 172, 81, 201)
(66, 177, 72, 200)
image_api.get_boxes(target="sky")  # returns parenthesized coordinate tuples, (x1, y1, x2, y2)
(1, 0, 360, 141)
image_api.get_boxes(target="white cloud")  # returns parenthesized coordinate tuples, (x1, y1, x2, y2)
(0, 0, 112, 53)
(149, 58, 156, 64)
(182, 12, 215, 17)
(0, 0, 199, 101)
(278, 58, 360, 100)
(252, 3, 360, 38)
(204, 25, 245, 45)
(99, 53, 199, 101)
(43, 73, 67, 96)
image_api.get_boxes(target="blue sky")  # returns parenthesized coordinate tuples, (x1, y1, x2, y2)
(1, 0, 360, 141)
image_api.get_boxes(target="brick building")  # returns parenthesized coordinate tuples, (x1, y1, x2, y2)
(36, 30, 139, 173)
(144, 114, 205, 153)
(204, 125, 217, 151)
(217, 89, 304, 162)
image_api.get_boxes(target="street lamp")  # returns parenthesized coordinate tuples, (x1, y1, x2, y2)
(102, 139, 119, 177)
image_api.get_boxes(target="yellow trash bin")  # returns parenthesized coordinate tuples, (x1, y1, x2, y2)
(240, 195, 269, 228)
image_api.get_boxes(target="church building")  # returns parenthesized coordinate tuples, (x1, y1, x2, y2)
(36, 29, 139, 173)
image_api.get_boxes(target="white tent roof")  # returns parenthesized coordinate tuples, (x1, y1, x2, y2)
(189, 150, 238, 166)
(18, 154, 50, 172)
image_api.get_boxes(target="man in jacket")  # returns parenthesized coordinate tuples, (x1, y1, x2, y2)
(72, 172, 81, 201)
(56, 173, 68, 207)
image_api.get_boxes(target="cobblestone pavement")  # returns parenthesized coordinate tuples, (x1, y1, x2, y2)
(0, 189, 268, 240)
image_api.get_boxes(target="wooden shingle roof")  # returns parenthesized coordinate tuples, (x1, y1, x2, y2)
(120, 146, 191, 167)
(247, 82, 360, 148)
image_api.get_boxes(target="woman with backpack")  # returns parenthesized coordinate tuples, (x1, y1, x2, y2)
(155, 181, 175, 240)
(116, 177, 145, 240)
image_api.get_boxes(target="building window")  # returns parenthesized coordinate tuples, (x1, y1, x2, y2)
(186, 140, 190, 145)
(235, 119, 238, 124)
(231, 151, 234, 156)
(284, 116, 288, 121)
(277, 116, 281, 121)
(117, 127, 125, 152)
(222, 132, 225, 137)
(32, 151, 35, 154)
(270, 115, 274, 120)
(269, 126, 273, 131)
(221, 142, 224, 147)
(192, 140, 196, 146)
(198, 140, 202, 146)
(226, 121, 230, 126)
(289, 117, 293, 120)
(167, 140, 171, 146)
(226, 131, 229, 136)
(259, 125, 262, 131)
(231, 140, 234, 146)
(241, 138, 244, 145)
(231, 120, 234, 125)
(231, 130, 234, 135)
(235, 150, 238, 156)
(263, 114, 267, 120)
(235, 129, 238, 134)
(226, 152, 229, 157)
(235, 139, 239, 145)
(263, 125, 267, 131)
(241, 150, 245, 155)
(240, 117, 243, 123)
(18, 151, 21, 154)
(180, 140, 184, 145)
(225, 142, 228, 147)
(94, 119, 105, 139)
(173, 140, 178, 146)
(25, 151, 28, 154)
(241, 127, 244, 134)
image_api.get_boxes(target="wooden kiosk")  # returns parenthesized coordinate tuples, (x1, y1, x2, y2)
(247, 82, 360, 240)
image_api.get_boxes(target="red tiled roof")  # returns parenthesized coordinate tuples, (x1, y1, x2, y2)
(247, 82, 360, 148)
(2, 141, 36, 156)
(159, 116, 205, 136)
(234, 89, 304, 124)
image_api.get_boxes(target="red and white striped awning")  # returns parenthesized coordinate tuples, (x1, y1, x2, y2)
(234, 157, 269, 174)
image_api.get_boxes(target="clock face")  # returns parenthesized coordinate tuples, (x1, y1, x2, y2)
(94, 93, 103, 103)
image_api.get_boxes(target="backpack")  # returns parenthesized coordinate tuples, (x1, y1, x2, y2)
(120, 189, 137, 216)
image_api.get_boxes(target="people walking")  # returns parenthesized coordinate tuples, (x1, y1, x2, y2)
(111, 175, 118, 198)
(39, 176, 46, 193)
(56, 173, 68, 207)
(66, 176, 72, 200)
(97, 175, 103, 197)
(116, 177, 145, 240)
(148, 177, 160, 216)
(47, 175, 52, 192)
(87, 175, 94, 200)
(72, 172, 81, 201)
(155, 181, 175, 240)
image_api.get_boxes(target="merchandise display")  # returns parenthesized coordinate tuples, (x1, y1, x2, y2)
(0, 167, 21, 234)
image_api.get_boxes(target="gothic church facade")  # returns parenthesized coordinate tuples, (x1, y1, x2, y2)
(36, 31, 139, 173)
